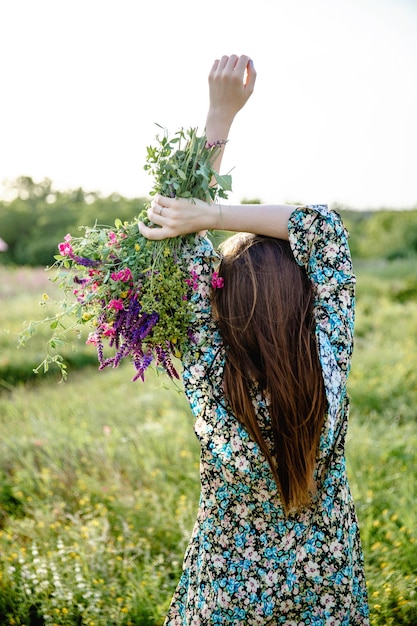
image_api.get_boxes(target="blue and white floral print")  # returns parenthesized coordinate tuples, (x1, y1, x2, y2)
(165, 205, 369, 625)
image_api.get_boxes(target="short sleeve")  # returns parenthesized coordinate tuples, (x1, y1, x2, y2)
(288, 205, 356, 382)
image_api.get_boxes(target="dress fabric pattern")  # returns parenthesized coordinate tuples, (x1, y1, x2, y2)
(164, 205, 370, 625)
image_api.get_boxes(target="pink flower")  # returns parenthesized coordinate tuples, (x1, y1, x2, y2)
(111, 267, 132, 282)
(185, 269, 199, 290)
(108, 231, 118, 244)
(86, 332, 99, 346)
(108, 299, 124, 310)
(102, 323, 116, 337)
(58, 241, 73, 256)
(211, 271, 224, 289)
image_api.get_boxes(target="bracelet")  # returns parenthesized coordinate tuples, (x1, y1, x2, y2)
(216, 202, 224, 231)
(206, 139, 228, 149)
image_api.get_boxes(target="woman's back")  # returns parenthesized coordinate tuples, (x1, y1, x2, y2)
(164, 205, 369, 625)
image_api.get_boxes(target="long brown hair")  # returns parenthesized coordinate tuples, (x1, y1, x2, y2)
(211, 232, 327, 514)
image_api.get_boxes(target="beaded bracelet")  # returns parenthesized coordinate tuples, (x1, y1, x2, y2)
(206, 139, 228, 149)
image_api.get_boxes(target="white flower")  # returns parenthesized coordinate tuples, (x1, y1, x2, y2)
(189, 363, 205, 382)
(235, 455, 250, 472)
(304, 559, 320, 578)
(211, 553, 226, 568)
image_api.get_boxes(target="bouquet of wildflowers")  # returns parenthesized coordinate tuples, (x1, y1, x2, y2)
(20, 127, 231, 381)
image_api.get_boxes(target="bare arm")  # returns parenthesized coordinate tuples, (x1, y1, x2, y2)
(140, 196, 296, 241)
(205, 54, 256, 173)
(139, 55, 295, 241)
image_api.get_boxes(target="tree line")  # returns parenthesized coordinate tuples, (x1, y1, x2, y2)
(0, 177, 416, 266)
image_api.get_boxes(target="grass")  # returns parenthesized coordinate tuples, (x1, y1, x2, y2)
(0, 259, 416, 625)
(0, 366, 199, 625)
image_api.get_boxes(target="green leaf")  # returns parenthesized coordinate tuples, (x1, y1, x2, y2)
(214, 172, 233, 192)
(50, 338, 65, 348)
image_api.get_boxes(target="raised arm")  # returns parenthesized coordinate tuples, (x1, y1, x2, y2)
(205, 54, 256, 173)
(140, 55, 289, 241)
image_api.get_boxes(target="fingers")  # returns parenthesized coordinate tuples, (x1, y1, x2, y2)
(235, 56, 256, 89)
(246, 59, 257, 90)
(210, 55, 239, 80)
(222, 54, 239, 72)
(211, 54, 252, 78)
(148, 195, 166, 224)
(209, 55, 256, 107)
(210, 58, 220, 74)
(138, 195, 178, 240)
(218, 55, 234, 71)
(138, 220, 167, 241)
(148, 193, 176, 225)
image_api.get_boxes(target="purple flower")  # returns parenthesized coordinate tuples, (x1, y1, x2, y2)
(70, 254, 101, 268)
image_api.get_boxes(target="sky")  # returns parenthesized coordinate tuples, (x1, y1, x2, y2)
(1, 0, 416, 209)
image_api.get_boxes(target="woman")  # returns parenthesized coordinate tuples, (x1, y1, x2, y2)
(140, 55, 369, 625)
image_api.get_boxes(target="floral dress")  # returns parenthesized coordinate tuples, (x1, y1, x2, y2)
(164, 205, 370, 625)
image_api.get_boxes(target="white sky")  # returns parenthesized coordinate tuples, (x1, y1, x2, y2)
(1, 0, 416, 209)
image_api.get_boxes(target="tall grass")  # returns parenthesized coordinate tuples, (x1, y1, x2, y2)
(0, 260, 416, 625)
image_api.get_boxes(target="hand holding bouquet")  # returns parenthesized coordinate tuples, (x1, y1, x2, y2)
(20, 127, 232, 381)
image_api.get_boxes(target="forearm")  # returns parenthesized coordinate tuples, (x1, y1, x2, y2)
(209, 202, 297, 240)
(205, 55, 256, 173)
(139, 196, 298, 241)
(204, 108, 235, 173)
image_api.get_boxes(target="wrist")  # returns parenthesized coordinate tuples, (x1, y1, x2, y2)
(206, 138, 228, 149)
(205, 108, 235, 142)
(210, 201, 225, 231)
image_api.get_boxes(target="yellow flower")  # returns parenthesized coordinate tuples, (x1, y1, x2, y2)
(135, 243, 141, 251)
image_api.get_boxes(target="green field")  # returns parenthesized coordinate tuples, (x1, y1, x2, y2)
(0, 261, 416, 625)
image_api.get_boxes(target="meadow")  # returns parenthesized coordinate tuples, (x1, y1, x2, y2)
(0, 259, 416, 625)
